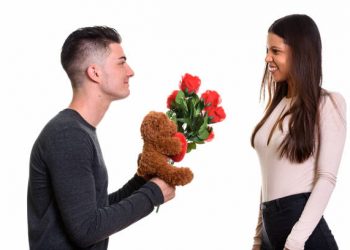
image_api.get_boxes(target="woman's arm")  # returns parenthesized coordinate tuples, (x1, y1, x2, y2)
(252, 190, 263, 250)
(285, 93, 347, 249)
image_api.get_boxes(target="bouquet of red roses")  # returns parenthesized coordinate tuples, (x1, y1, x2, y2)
(166, 73, 226, 155)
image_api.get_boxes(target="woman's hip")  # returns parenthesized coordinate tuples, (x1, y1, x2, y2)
(261, 192, 338, 250)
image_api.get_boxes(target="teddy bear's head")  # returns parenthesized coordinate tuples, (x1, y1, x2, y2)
(141, 111, 177, 144)
(139, 111, 193, 186)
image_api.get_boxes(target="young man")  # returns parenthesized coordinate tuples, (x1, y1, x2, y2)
(27, 26, 175, 250)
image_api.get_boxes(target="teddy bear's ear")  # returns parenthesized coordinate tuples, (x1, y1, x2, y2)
(140, 112, 161, 142)
(140, 111, 177, 143)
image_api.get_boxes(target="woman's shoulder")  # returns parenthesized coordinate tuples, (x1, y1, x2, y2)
(320, 90, 346, 111)
(320, 90, 346, 124)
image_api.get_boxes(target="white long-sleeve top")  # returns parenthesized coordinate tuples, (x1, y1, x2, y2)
(253, 92, 347, 250)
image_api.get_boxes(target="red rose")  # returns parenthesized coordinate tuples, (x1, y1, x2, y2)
(179, 73, 201, 94)
(170, 132, 188, 162)
(201, 90, 221, 109)
(206, 130, 215, 142)
(207, 106, 226, 123)
(167, 90, 179, 108)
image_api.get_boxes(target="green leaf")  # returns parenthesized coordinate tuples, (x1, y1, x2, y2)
(187, 142, 197, 153)
(184, 88, 189, 96)
(175, 90, 185, 104)
(165, 110, 177, 125)
(174, 91, 188, 113)
(194, 107, 201, 117)
(197, 115, 209, 140)
(190, 97, 202, 118)
(198, 115, 208, 132)
(176, 118, 187, 123)
(196, 140, 205, 144)
(166, 110, 175, 118)
(190, 136, 205, 143)
(188, 98, 195, 120)
(198, 129, 209, 140)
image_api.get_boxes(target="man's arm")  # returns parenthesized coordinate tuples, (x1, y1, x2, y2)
(46, 128, 164, 248)
(108, 174, 147, 204)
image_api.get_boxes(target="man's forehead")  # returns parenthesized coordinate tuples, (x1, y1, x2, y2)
(109, 43, 125, 57)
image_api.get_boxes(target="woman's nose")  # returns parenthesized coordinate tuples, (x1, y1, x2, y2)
(265, 53, 273, 63)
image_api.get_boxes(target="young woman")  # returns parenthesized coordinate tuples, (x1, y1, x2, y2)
(251, 14, 346, 250)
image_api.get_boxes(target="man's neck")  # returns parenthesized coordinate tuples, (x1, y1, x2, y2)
(68, 91, 111, 127)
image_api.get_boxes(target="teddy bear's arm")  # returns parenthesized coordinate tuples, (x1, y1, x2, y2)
(154, 137, 182, 156)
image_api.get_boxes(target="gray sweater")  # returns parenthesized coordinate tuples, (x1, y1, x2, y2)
(28, 109, 163, 249)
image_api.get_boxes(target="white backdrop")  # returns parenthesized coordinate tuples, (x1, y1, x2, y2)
(1, 0, 349, 249)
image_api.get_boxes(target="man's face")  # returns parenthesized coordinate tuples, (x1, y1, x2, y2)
(99, 43, 134, 101)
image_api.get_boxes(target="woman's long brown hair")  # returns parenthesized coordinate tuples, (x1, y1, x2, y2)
(251, 14, 324, 163)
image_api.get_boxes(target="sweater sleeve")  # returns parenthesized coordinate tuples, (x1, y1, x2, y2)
(46, 128, 164, 248)
(285, 93, 347, 249)
(108, 174, 147, 204)
(253, 190, 263, 247)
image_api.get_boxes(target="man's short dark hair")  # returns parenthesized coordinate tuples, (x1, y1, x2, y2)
(61, 26, 122, 88)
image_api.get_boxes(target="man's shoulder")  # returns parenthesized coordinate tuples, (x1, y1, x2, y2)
(44, 109, 78, 131)
(31, 109, 97, 161)
(39, 109, 94, 141)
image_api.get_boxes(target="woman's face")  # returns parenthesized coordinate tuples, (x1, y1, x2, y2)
(265, 32, 292, 83)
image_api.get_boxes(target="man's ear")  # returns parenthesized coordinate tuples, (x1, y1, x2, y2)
(86, 64, 102, 83)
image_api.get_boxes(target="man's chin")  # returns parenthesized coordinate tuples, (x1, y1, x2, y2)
(113, 91, 130, 101)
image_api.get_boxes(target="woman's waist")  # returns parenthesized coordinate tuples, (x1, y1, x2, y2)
(262, 183, 313, 203)
(261, 167, 315, 202)
(261, 192, 311, 211)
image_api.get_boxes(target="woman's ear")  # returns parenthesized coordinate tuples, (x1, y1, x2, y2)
(86, 64, 102, 83)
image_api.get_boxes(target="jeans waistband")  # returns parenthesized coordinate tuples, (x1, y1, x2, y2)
(261, 192, 311, 211)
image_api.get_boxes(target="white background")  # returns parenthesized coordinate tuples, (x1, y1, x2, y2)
(1, 0, 349, 249)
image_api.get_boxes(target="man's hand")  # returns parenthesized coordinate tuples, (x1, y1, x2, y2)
(150, 177, 176, 203)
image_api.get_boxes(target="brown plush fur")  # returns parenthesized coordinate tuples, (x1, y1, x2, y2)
(138, 111, 193, 186)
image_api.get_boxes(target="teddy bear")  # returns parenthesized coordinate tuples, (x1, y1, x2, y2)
(137, 111, 193, 186)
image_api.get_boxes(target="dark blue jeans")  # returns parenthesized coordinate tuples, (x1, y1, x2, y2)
(261, 193, 338, 250)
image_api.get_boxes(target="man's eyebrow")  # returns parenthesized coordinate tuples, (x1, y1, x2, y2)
(118, 56, 127, 61)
